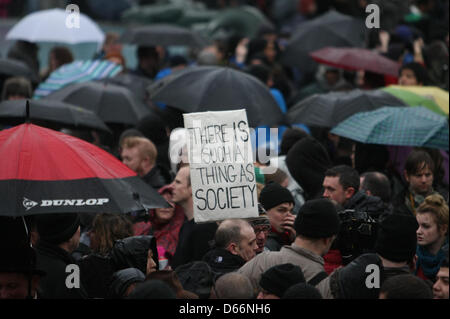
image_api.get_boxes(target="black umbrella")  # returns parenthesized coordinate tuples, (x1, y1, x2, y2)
(147, 66, 284, 127)
(287, 89, 406, 128)
(96, 73, 152, 102)
(119, 24, 208, 48)
(0, 99, 110, 132)
(281, 10, 366, 73)
(43, 82, 151, 125)
(0, 58, 39, 83)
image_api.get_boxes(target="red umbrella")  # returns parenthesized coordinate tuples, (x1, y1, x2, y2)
(0, 123, 168, 217)
(310, 47, 401, 77)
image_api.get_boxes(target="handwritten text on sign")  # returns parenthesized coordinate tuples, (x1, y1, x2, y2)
(184, 110, 258, 223)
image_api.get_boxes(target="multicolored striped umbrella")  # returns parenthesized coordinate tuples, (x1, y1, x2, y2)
(330, 106, 449, 150)
(382, 86, 447, 117)
(386, 85, 449, 115)
(33, 60, 122, 99)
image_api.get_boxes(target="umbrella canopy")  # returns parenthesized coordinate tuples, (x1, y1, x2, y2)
(119, 24, 208, 48)
(0, 123, 168, 217)
(287, 89, 406, 127)
(43, 81, 151, 125)
(147, 66, 284, 127)
(330, 106, 449, 151)
(33, 60, 123, 99)
(0, 58, 40, 83)
(386, 85, 449, 115)
(281, 10, 365, 72)
(96, 73, 152, 102)
(205, 5, 274, 38)
(310, 47, 401, 77)
(382, 86, 447, 116)
(5, 8, 105, 44)
(0, 99, 110, 133)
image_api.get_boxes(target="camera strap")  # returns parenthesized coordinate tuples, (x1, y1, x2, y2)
(307, 271, 328, 287)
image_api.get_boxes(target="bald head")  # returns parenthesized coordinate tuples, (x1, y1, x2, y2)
(212, 272, 254, 299)
(360, 171, 391, 203)
(215, 219, 257, 262)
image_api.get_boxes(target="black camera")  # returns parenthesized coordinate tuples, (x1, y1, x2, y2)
(335, 209, 378, 265)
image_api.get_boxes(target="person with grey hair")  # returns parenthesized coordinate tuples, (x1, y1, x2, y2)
(202, 219, 258, 276)
(210, 272, 254, 299)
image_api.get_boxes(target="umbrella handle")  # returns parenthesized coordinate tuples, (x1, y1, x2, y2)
(26, 100, 30, 123)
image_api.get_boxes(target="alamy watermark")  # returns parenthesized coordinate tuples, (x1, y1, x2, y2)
(365, 4, 380, 29)
(65, 4, 80, 29)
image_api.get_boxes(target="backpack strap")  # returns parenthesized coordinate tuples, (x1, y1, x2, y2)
(307, 271, 329, 286)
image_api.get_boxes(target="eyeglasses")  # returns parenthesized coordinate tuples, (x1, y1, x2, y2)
(254, 226, 271, 235)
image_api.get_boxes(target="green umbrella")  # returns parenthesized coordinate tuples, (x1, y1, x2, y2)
(205, 5, 274, 38)
(382, 86, 447, 117)
(121, 3, 184, 24)
(330, 107, 449, 151)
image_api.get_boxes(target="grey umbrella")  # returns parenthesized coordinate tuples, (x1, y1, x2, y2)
(147, 65, 284, 127)
(119, 24, 208, 48)
(43, 81, 151, 126)
(287, 89, 407, 128)
(96, 73, 152, 102)
(281, 10, 366, 73)
(0, 58, 39, 83)
(0, 99, 110, 132)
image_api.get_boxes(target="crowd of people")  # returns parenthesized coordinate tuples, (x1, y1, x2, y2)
(0, 0, 449, 300)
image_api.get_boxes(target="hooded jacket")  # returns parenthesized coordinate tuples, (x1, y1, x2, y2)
(202, 247, 246, 276)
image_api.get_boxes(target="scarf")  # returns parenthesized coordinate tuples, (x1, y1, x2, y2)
(415, 239, 448, 280)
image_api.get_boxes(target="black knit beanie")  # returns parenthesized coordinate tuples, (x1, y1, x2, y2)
(286, 137, 332, 200)
(36, 213, 80, 245)
(375, 214, 419, 262)
(259, 182, 294, 211)
(259, 263, 306, 298)
(294, 198, 340, 239)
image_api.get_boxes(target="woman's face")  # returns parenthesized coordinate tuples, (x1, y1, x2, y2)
(154, 193, 175, 224)
(416, 212, 445, 247)
(146, 249, 157, 275)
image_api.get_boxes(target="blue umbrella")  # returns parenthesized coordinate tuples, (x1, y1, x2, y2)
(33, 60, 122, 99)
(330, 107, 449, 150)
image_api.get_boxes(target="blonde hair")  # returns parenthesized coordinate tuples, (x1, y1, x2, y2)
(122, 136, 158, 166)
(417, 194, 449, 232)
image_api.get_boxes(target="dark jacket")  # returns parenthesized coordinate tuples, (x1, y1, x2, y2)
(344, 191, 391, 220)
(78, 235, 158, 299)
(265, 228, 293, 252)
(202, 248, 246, 276)
(171, 220, 218, 269)
(36, 241, 88, 299)
(142, 165, 167, 190)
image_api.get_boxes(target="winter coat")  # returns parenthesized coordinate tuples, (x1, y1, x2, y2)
(142, 165, 168, 191)
(344, 191, 391, 220)
(317, 253, 412, 299)
(202, 248, 246, 276)
(36, 241, 88, 299)
(237, 243, 325, 291)
(171, 220, 218, 269)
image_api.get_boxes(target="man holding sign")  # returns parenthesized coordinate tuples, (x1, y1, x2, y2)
(184, 109, 259, 223)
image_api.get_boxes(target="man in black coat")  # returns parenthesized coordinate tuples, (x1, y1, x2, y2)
(35, 213, 88, 299)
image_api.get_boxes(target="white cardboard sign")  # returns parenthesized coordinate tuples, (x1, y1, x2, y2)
(184, 109, 258, 223)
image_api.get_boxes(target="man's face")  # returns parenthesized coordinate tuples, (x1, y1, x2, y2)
(171, 167, 191, 205)
(398, 69, 420, 86)
(323, 176, 352, 206)
(433, 267, 449, 299)
(253, 224, 271, 253)
(0, 273, 39, 299)
(266, 202, 294, 233)
(405, 165, 434, 196)
(121, 147, 145, 176)
(236, 225, 258, 262)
